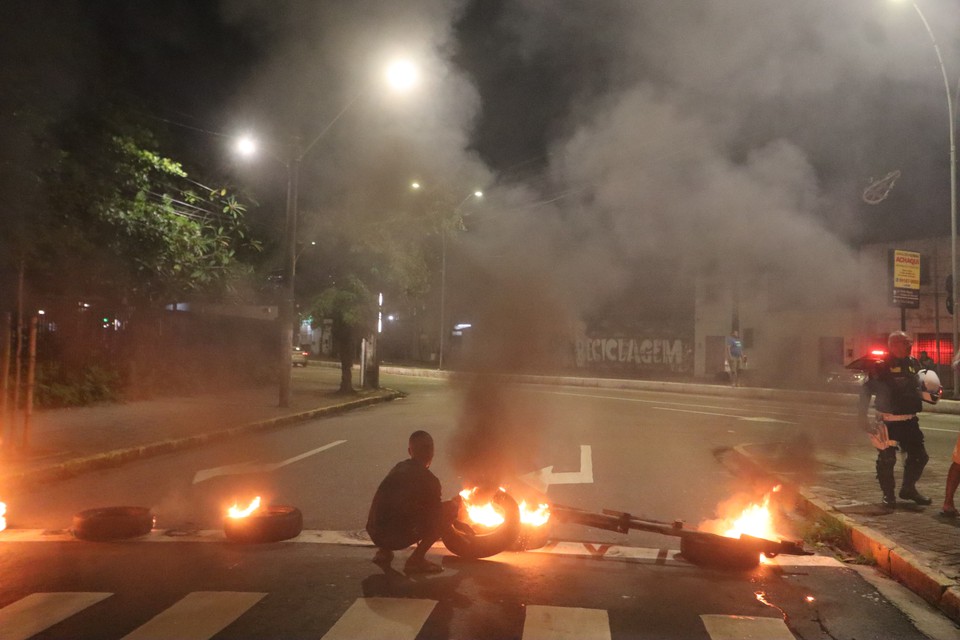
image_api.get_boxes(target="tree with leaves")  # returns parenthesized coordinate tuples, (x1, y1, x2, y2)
(307, 275, 376, 393)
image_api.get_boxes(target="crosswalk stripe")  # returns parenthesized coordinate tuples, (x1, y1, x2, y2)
(522, 605, 611, 640)
(0, 592, 112, 640)
(701, 614, 795, 639)
(120, 591, 266, 640)
(320, 597, 436, 640)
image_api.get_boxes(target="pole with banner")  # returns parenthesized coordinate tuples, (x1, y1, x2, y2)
(890, 248, 921, 332)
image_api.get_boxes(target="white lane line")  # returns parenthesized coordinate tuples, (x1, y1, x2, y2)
(539, 389, 856, 418)
(0, 592, 112, 640)
(121, 591, 265, 640)
(522, 605, 611, 640)
(320, 597, 436, 640)
(766, 554, 842, 568)
(922, 426, 960, 434)
(701, 614, 796, 639)
(526, 542, 682, 565)
(192, 440, 346, 484)
(652, 406, 797, 424)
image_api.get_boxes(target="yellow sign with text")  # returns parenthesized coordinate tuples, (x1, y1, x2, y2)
(893, 250, 921, 289)
(891, 249, 921, 308)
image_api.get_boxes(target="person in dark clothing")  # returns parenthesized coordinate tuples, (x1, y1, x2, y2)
(366, 430, 457, 574)
(859, 331, 932, 507)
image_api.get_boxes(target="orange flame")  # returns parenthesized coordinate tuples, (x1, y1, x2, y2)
(227, 496, 261, 519)
(0, 502, 6, 532)
(459, 488, 551, 528)
(459, 488, 505, 528)
(699, 486, 785, 563)
(722, 494, 777, 540)
(519, 500, 551, 527)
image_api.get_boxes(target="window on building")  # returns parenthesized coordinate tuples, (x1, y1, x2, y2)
(915, 334, 954, 366)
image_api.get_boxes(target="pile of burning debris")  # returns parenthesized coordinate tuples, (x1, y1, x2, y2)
(0, 485, 809, 569)
(445, 484, 810, 569)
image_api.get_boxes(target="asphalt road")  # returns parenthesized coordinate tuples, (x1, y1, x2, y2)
(2, 374, 959, 639)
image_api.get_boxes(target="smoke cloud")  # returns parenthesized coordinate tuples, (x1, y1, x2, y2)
(225, 1, 960, 481)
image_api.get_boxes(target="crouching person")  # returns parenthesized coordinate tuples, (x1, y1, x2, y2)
(366, 430, 458, 574)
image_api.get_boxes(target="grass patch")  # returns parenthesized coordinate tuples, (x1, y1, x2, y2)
(799, 514, 852, 550)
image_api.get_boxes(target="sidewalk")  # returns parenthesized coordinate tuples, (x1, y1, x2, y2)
(0, 366, 401, 491)
(2, 364, 960, 624)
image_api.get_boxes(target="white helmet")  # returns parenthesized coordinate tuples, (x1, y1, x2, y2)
(919, 369, 942, 404)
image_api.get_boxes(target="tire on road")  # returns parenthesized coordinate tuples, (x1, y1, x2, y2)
(223, 505, 303, 543)
(72, 506, 155, 541)
(442, 491, 521, 559)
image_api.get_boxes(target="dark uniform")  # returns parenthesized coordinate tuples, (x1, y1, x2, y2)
(860, 354, 930, 504)
(366, 458, 445, 550)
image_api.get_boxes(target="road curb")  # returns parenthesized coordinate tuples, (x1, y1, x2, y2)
(2, 390, 403, 492)
(729, 443, 960, 623)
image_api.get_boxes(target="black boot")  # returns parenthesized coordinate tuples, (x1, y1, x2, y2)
(898, 487, 932, 505)
(900, 449, 931, 505)
(877, 448, 897, 508)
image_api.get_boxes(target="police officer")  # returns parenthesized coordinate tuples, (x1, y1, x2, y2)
(859, 331, 932, 507)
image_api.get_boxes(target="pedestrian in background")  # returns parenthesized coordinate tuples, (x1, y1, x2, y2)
(725, 330, 744, 388)
(919, 350, 936, 371)
(859, 331, 934, 508)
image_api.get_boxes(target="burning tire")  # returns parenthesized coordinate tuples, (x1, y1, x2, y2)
(679, 534, 761, 570)
(442, 490, 521, 559)
(72, 506, 154, 541)
(223, 505, 303, 543)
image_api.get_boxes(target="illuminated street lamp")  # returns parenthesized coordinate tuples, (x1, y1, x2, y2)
(386, 59, 419, 92)
(234, 135, 257, 158)
(238, 58, 418, 407)
(893, 0, 958, 393)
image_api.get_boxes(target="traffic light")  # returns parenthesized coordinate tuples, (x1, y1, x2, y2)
(947, 275, 954, 315)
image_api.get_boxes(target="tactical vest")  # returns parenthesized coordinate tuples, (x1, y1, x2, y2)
(871, 356, 923, 415)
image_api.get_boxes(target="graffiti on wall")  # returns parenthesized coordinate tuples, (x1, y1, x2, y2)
(575, 337, 687, 371)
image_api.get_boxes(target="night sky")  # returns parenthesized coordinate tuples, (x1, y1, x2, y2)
(5, 0, 960, 327)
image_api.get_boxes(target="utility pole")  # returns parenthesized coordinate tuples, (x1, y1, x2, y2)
(278, 140, 301, 408)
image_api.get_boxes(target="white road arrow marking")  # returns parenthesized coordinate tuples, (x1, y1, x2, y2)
(520, 445, 593, 493)
(192, 440, 346, 484)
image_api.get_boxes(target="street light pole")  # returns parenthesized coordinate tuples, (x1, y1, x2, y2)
(240, 57, 419, 405)
(437, 191, 482, 370)
(906, 2, 958, 394)
(439, 227, 448, 370)
(279, 140, 301, 408)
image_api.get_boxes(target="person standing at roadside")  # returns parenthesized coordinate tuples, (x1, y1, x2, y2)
(725, 330, 744, 388)
(940, 437, 960, 518)
(859, 331, 932, 507)
(940, 353, 960, 518)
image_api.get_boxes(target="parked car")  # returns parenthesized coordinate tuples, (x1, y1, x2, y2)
(291, 346, 309, 367)
(823, 349, 886, 392)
